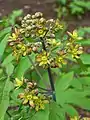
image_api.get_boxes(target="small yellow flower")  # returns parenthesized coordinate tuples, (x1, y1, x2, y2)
(29, 100, 35, 108)
(55, 55, 67, 67)
(9, 28, 20, 41)
(36, 50, 50, 67)
(47, 38, 61, 46)
(67, 44, 83, 59)
(15, 77, 24, 88)
(70, 116, 79, 120)
(34, 95, 49, 111)
(36, 28, 46, 37)
(67, 30, 82, 40)
(54, 19, 63, 31)
(12, 43, 29, 60)
(18, 89, 49, 111)
(19, 92, 33, 105)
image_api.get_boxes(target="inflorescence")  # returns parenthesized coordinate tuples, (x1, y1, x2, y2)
(9, 12, 83, 67)
(9, 12, 83, 111)
(15, 77, 50, 111)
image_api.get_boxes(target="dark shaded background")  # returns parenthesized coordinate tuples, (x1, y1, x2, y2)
(0, 0, 56, 18)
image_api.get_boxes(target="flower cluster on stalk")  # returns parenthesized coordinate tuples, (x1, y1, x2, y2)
(15, 78, 50, 111)
(9, 12, 83, 67)
(8, 12, 84, 112)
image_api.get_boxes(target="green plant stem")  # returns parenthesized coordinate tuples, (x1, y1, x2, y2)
(41, 37, 56, 101)
(47, 67, 56, 101)
(6, 110, 12, 118)
(27, 55, 47, 86)
(37, 86, 52, 91)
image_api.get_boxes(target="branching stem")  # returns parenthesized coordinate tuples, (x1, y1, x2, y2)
(41, 37, 56, 101)
(27, 55, 47, 86)
(37, 86, 52, 91)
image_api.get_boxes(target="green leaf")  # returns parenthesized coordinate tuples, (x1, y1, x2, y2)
(58, 89, 90, 110)
(76, 39, 90, 46)
(63, 104, 78, 117)
(31, 105, 49, 120)
(71, 97, 90, 110)
(0, 27, 11, 41)
(0, 78, 12, 120)
(78, 77, 90, 86)
(80, 67, 90, 75)
(56, 72, 74, 105)
(9, 10, 23, 25)
(57, 0, 66, 5)
(76, 58, 87, 71)
(2, 54, 15, 66)
(49, 102, 66, 120)
(6, 63, 14, 77)
(0, 34, 10, 58)
(15, 56, 31, 78)
(80, 54, 90, 64)
(70, 78, 82, 89)
(56, 72, 74, 91)
(39, 70, 49, 88)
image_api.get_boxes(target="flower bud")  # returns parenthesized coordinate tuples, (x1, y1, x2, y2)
(40, 18, 45, 23)
(20, 28, 25, 33)
(34, 89, 38, 94)
(24, 16, 27, 20)
(34, 82, 37, 86)
(26, 26, 32, 30)
(29, 100, 35, 108)
(21, 20, 25, 24)
(27, 82, 33, 88)
(32, 47, 38, 52)
(25, 33, 30, 37)
(35, 12, 43, 18)
(26, 14, 31, 19)
(26, 20, 31, 24)
(18, 93, 24, 99)
(79, 46, 83, 51)
(32, 15, 36, 19)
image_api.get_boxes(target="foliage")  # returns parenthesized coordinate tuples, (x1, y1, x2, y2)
(56, 0, 90, 18)
(0, 11, 90, 120)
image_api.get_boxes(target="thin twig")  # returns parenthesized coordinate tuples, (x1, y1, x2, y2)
(37, 86, 52, 91)
(27, 55, 47, 86)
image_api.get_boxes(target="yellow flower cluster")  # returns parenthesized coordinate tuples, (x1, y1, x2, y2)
(9, 28, 20, 41)
(9, 13, 83, 67)
(55, 51, 67, 67)
(67, 30, 83, 59)
(12, 42, 30, 60)
(67, 43, 83, 59)
(15, 78, 49, 111)
(36, 50, 50, 68)
(67, 30, 82, 40)
(20, 12, 63, 38)
(36, 50, 67, 68)
(19, 91, 49, 111)
(46, 38, 61, 48)
(15, 77, 24, 89)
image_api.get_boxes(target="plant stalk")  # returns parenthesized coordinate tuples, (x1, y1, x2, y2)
(41, 37, 56, 101)
(27, 55, 47, 86)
